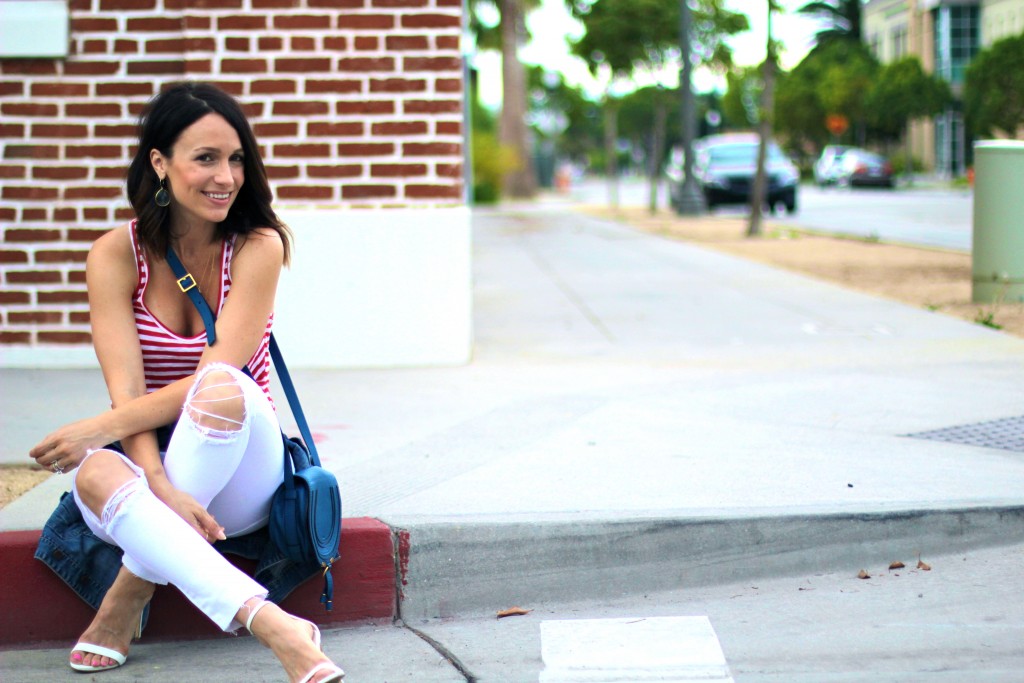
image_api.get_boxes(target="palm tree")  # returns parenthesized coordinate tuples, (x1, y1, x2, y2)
(798, 0, 863, 46)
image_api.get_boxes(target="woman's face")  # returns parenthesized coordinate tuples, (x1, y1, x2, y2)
(151, 112, 245, 232)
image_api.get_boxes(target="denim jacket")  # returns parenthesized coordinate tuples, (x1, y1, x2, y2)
(33, 431, 320, 631)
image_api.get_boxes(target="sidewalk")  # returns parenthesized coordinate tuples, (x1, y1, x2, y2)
(4, 200, 1024, 675)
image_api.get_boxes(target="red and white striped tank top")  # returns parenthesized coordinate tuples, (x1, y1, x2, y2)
(130, 221, 274, 399)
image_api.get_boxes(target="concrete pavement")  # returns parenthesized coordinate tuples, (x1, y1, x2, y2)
(4, 196, 1024, 679)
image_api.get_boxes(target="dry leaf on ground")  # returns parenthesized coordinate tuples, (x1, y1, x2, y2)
(889, 561, 906, 570)
(857, 569, 871, 579)
(917, 559, 932, 571)
(496, 606, 532, 619)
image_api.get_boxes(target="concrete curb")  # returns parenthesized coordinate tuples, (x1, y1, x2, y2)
(0, 517, 397, 647)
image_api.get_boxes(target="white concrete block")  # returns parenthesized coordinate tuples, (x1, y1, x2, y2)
(540, 616, 734, 682)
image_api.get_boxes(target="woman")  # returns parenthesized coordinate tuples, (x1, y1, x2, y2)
(29, 81, 344, 683)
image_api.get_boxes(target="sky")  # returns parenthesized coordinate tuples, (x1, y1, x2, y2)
(474, 0, 823, 107)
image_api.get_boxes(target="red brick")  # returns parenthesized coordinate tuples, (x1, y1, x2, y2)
(69, 269, 90, 283)
(101, 0, 155, 9)
(1, 60, 58, 76)
(404, 142, 461, 156)
(437, 0, 461, 5)
(272, 101, 329, 116)
(338, 143, 394, 157)
(308, 122, 364, 136)
(64, 61, 121, 76)
(126, 61, 186, 75)
(405, 99, 461, 114)
(0, 165, 26, 179)
(225, 37, 251, 51)
(187, 37, 217, 51)
(31, 124, 89, 138)
(55, 208, 78, 221)
(0, 81, 25, 96)
(242, 102, 264, 117)
(36, 251, 89, 264)
(3, 187, 59, 201)
(258, 37, 284, 50)
(68, 229, 109, 242)
(97, 82, 154, 96)
(338, 57, 395, 72)
(0, 123, 24, 137)
(436, 163, 462, 178)
(184, 15, 213, 30)
(401, 13, 460, 28)
(208, 80, 245, 96)
(437, 35, 459, 49)
(0, 251, 29, 264)
(436, 121, 461, 135)
(354, 36, 378, 50)
(5, 145, 59, 159)
(66, 102, 122, 117)
(386, 35, 429, 50)
(222, 59, 268, 73)
(274, 15, 332, 29)
(369, 78, 426, 93)
(291, 36, 316, 51)
(115, 38, 141, 53)
(0, 331, 31, 343)
(306, 80, 362, 94)
(323, 37, 348, 51)
(276, 185, 334, 200)
(342, 184, 396, 199)
(251, 79, 296, 94)
(337, 100, 395, 115)
(38, 289, 89, 303)
(273, 143, 331, 157)
(9, 311, 62, 324)
(95, 124, 137, 137)
(31, 83, 89, 97)
(218, 15, 267, 30)
(95, 166, 127, 179)
(0, 208, 15, 220)
(253, 0, 300, 6)
(5, 229, 60, 242)
(275, 58, 331, 73)
(70, 311, 92, 324)
(83, 207, 110, 220)
(265, 165, 300, 179)
(67, 145, 123, 159)
(38, 331, 93, 344)
(406, 184, 461, 199)
(2, 103, 59, 116)
(72, 17, 118, 31)
(372, 121, 428, 136)
(186, 59, 213, 73)
(370, 163, 427, 177)
(310, 0, 364, 7)
(126, 17, 182, 31)
(337, 14, 393, 29)
(373, 0, 427, 6)
(436, 78, 462, 92)
(83, 39, 108, 54)
(253, 122, 298, 137)
(21, 208, 46, 221)
(166, 0, 241, 7)
(308, 164, 362, 178)
(33, 167, 89, 180)
(7, 271, 62, 284)
(65, 186, 123, 200)
(405, 56, 461, 72)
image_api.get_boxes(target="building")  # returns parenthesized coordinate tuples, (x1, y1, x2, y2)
(0, 0, 471, 369)
(863, 0, 1024, 176)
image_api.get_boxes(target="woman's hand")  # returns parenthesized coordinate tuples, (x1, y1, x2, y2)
(29, 415, 113, 475)
(160, 487, 226, 544)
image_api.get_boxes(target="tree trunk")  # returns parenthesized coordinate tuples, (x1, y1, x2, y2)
(647, 101, 668, 215)
(604, 101, 619, 210)
(904, 121, 914, 186)
(498, 0, 536, 199)
(748, 44, 775, 236)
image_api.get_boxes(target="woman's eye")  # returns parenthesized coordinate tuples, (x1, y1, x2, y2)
(230, 154, 244, 164)
(196, 154, 213, 162)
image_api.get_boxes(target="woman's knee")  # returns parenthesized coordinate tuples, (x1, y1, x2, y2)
(75, 450, 141, 516)
(185, 365, 248, 438)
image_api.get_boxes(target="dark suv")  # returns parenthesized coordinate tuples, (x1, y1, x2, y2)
(669, 134, 799, 214)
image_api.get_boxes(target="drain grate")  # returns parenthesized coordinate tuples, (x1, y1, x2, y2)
(905, 415, 1024, 453)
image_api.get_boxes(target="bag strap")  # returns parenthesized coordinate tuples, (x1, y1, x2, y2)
(165, 246, 321, 467)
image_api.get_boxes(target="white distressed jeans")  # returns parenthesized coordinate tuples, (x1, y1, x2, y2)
(72, 363, 285, 631)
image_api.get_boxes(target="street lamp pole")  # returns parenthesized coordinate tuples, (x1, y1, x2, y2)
(675, 0, 706, 215)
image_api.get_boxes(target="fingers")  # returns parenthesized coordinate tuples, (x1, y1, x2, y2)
(197, 510, 226, 543)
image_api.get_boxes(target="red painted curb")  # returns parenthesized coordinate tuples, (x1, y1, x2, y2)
(0, 517, 396, 647)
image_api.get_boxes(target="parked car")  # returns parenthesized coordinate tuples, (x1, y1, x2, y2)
(813, 145, 853, 186)
(668, 134, 799, 213)
(834, 149, 895, 188)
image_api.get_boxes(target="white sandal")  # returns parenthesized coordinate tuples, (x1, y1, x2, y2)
(245, 600, 345, 682)
(68, 642, 127, 672)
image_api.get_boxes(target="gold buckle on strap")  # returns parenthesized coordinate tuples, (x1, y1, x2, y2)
(177, 274, 197, 293)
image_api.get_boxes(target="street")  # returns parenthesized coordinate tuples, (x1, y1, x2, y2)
(569, 176, 973, 252)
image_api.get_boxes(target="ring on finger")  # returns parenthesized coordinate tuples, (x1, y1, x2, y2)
(51, 461, 65, 475)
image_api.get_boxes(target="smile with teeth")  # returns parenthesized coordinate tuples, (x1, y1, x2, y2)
(203, 191, 231, 200)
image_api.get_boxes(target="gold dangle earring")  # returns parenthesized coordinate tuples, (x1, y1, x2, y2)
(154, 177, 171, 208)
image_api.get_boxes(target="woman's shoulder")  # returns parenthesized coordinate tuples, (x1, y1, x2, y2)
(234, 227, 284, 264)
(89, 223, 135, 262)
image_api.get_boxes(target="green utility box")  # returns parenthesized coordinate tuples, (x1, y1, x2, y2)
(973, 141, 1024, 303)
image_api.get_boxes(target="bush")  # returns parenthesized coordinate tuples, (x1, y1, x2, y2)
(889, 155, 924, 175)
(471, 131, 521, 204)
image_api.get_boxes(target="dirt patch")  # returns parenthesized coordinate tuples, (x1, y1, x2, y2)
(583, 206, 1024, 338)
(1, 466, 52, 509)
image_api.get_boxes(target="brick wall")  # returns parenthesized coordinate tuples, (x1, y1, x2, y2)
(0, 0, 465, 353)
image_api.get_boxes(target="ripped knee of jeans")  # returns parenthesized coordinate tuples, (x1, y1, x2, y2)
(184, 364, 248, 441)
(101, 475, 148, 529)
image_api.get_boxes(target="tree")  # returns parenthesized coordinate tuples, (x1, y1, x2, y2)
(749, 1, 781, 238)
(964, 33, 1024, 139)
(469, 0, 541, 198)
(867, 56, 951, 178)
(568, 0, 747, 212)
(797, 0, 864, 46)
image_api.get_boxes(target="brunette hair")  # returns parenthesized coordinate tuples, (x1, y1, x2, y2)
(125, 81, 291, 263)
